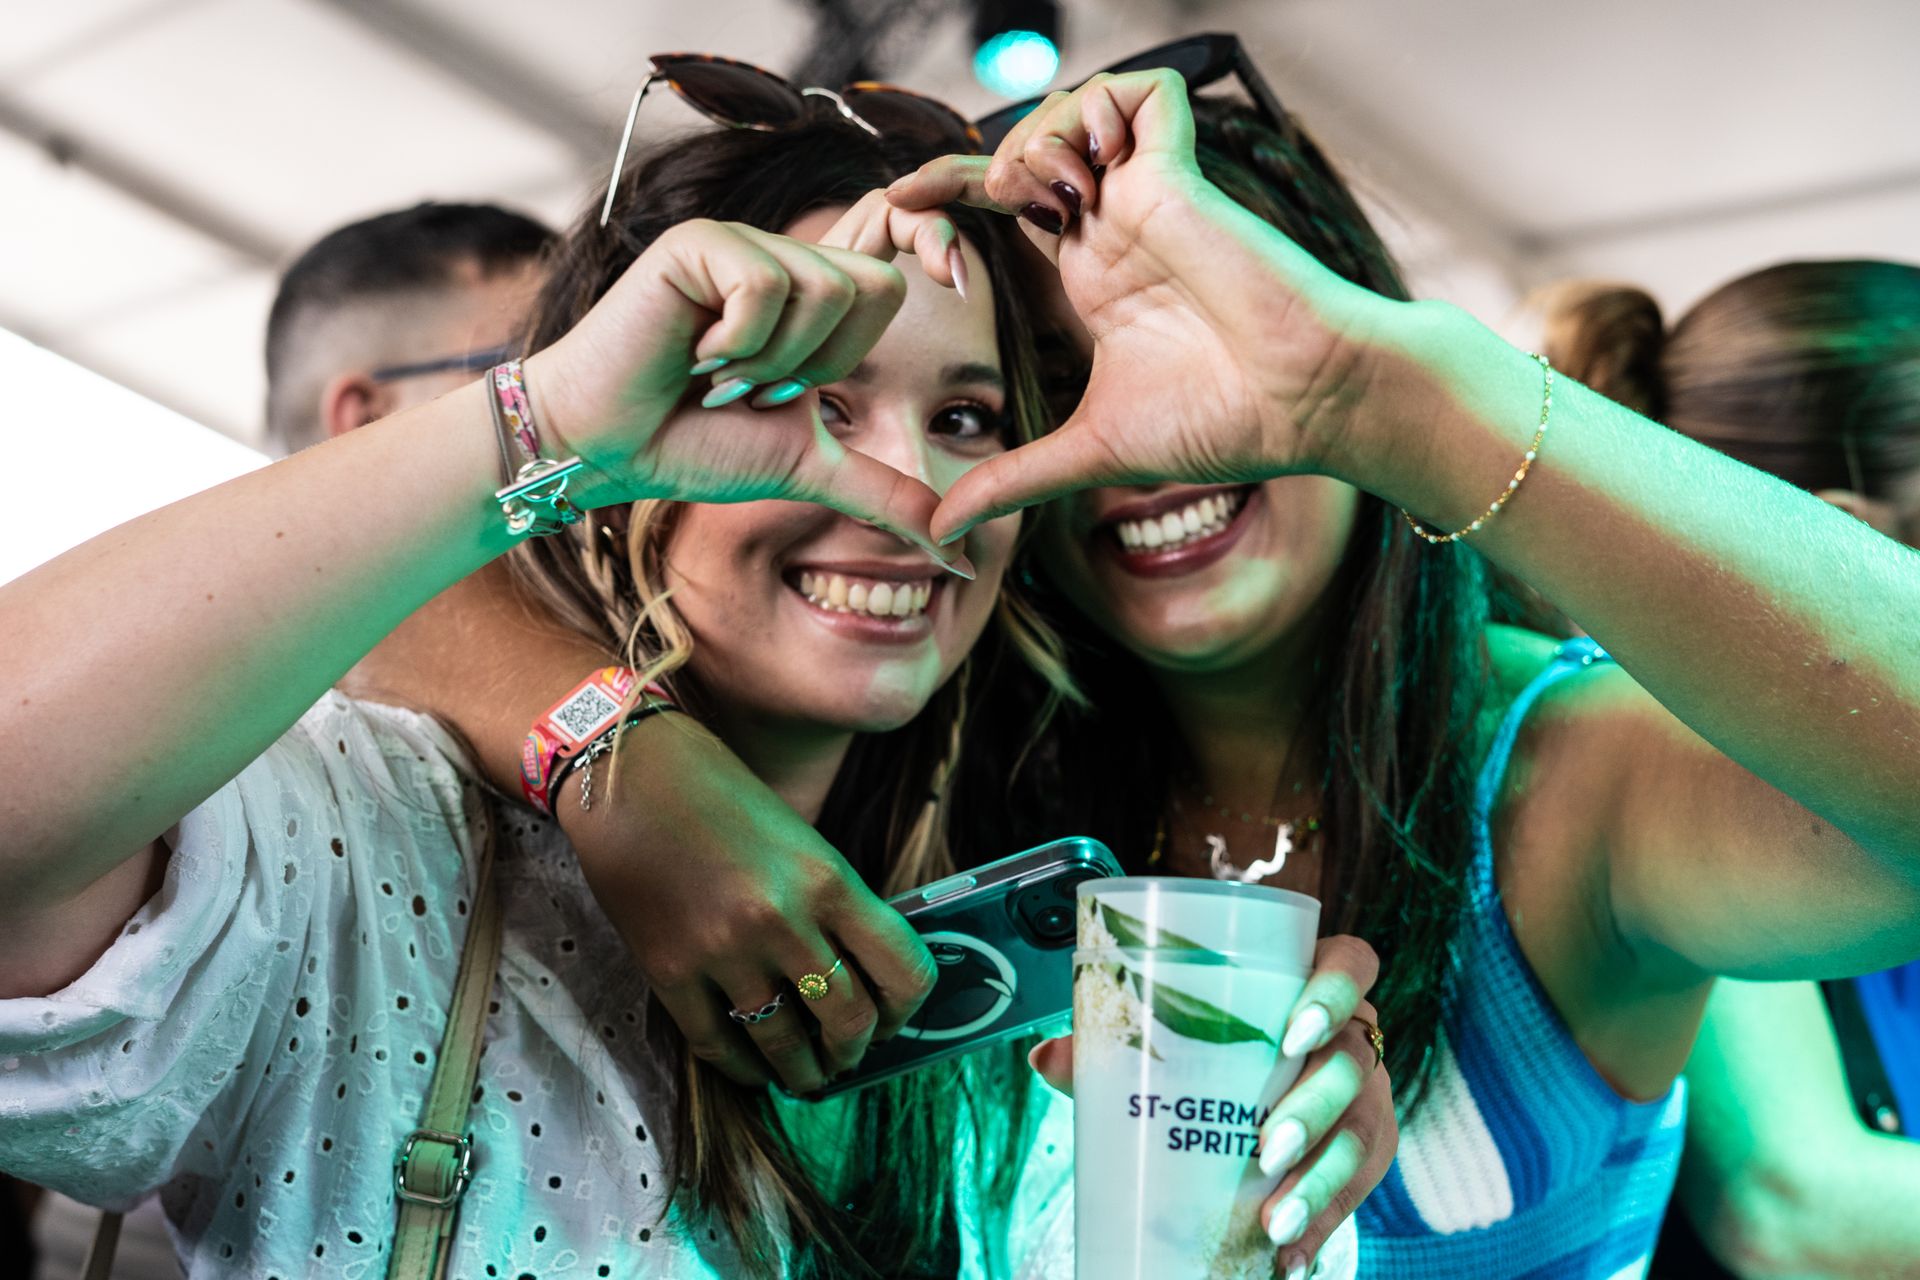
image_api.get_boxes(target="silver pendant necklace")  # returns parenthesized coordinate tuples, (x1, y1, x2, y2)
(1206, 820, 1299, 883)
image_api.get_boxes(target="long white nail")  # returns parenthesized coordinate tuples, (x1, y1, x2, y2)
(947, 243, 970, 302)
(1282, 1003, 1330, 1058)
(1259, 1117, 1308, 1177)
(1267, 1195, 1308, 1247)
(1285, 1253, 1308, 1280)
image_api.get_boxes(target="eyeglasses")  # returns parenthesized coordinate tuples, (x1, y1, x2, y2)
(368, 344, 516, 384)
(973, 32, 1287, 150)
(600, 53, 984, 228)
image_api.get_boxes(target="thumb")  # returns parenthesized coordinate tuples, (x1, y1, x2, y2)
(1028, 1035, 1075, 1096)
(932, 409, 1131, 545)
(788, 441, 974, 578)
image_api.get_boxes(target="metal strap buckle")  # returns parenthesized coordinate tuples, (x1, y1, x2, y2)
(393, 1128, 474, 1208)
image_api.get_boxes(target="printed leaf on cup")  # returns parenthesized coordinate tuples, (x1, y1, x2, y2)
(1126, 970, 1275, 1046)
(1125, 1032, 1166, 1061)
(1098, 902, 1212, 953)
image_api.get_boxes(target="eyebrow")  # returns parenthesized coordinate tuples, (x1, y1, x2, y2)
(845, 360, 1004, 390)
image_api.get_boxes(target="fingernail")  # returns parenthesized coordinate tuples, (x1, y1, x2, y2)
(947, 244, 970, 302)
(923, 547, 976, 580)
(1020, 202, 1065, 235)
(701, 376, 756, 409)
(689, 356, 731, 376)
(1049, 181, 1082, 218)
(1258, 1117, 1308, 1178)
(750, 377, 809, 409)
(1285, 1253, 1309, 1280)
(1267, 1195, 1309, 1247)
(1087, 132, 1101, 163)
(1282, 1003, 1330, 1058)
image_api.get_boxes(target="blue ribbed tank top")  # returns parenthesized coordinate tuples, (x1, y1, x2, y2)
(1356, 637, 1687, 1279)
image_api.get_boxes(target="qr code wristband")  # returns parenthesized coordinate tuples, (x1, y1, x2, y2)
(519, 667, 671, 814)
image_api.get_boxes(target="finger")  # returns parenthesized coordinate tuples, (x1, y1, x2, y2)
(1027, 1035, 1074, 1096)
(817, 190, 962, 291)
(985, 91, 1077, 242)
(1075, 68, 1197, 164)
(786, 438, 974, 579)
(1281, 934, 1380, 1058)
(885, 154, 1010, 214)
(657, 220, 794, 372)
(931, 406, 1136, 544)
(827, 887, 938, 1041)
(1263, 1126, 1368, 1278)
(1015, 86, 1100, 219)
(791, 945, 880, 1076)
(654, 979, 771, 1089)
(729, 985, 830, 1095)
(1255, 1036, 1367, 1180)
(706, 231, 860, 396)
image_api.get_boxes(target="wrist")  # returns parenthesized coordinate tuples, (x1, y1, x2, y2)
(520, 347, 643, 511)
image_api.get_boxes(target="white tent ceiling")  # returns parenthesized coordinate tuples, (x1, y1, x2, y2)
(4, 0, 1917, 449)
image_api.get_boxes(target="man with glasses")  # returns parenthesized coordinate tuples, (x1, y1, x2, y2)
(264, 201, 554, 456)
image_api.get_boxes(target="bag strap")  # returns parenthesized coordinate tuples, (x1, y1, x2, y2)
(387, 807, 505, 1280)
(81, 1209, 122, 1280)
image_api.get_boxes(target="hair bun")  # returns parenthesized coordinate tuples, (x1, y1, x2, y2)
(1539, 281, 1666, 418)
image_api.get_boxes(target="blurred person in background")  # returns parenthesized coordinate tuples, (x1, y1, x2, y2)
(1544, 261, 1920, 1279)
(22, 199, 553, 1280)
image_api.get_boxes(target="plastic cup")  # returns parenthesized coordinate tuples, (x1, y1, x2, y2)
(1073, 877, 1321, 1280)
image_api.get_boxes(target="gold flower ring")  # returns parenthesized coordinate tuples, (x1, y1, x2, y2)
(795, 956, 844, 1002)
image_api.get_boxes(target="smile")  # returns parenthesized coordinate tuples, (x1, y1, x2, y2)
(796, 570, 935, 619)
(1096, 484, 1261, 578)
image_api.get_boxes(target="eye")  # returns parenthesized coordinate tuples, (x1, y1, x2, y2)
(818, 394, 852, 427)
(929, 400, 1010, 449)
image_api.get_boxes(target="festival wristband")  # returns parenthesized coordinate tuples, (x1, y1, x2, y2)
(519, 667, 672, 814)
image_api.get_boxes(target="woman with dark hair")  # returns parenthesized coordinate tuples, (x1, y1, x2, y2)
(1543, 262, 1920, 1278)
(872, 70, 1920, 1278)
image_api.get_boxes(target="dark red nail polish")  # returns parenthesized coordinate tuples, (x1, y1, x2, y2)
(1021, 202, 1065, 235)
(1050, 181, 1082, 217)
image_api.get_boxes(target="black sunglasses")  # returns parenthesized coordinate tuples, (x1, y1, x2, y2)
(973, 32, 1286, 150)
(369, 344, 516, 384)
(600, 53, 984, 228)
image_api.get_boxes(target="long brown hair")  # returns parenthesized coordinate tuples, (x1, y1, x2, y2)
(1542, 261, 1920, 496)
(509, 119, 1072, 1277)
(1006, 96, 1492, 1113)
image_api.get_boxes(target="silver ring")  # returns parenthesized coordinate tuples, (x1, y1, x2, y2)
(727, 993, 786, 1025)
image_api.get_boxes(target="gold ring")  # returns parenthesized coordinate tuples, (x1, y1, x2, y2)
(1352, 1015, 1385, 1068)
(795, 956, 844, 1002)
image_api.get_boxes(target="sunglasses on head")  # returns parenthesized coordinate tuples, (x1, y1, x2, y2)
(369, 344, 516, 383)
(973, 32, 1287, 150)
(599, 53, 984, 227)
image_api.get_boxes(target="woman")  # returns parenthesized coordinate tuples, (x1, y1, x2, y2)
(1543, 264, 1920, 1278)
(876, 69, 1920, 1278)
(0, 118, 1032, 1278)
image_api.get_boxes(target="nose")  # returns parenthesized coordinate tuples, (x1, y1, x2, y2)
(849, 406, 937, 487)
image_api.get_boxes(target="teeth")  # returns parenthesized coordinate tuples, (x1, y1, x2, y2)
(1113, 490, 1245, 554)
(795, 571, 935, 621)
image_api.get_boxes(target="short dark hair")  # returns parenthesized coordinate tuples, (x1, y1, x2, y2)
(264, 201, 555, 452)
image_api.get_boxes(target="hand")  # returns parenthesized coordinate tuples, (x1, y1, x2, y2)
(1028, 934, 1395, 1278)
(886, 71, 1405, 545)
(567, 716, 936, 1094)
(525, 217, 970, 574)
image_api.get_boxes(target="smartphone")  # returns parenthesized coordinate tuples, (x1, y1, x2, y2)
(810, 836, 1123, 1099)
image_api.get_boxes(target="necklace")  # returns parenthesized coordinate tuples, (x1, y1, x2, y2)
(1154, 784, 1320, 883)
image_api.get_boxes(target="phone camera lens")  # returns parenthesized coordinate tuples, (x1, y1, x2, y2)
(1034, 904, 1073, 938)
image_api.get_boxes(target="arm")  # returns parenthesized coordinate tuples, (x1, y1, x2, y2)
(896, 71, 1920, 981)
(346, 562, 938, 1097)
(1677, 979, 1920, 1278)
(0, 219, 952, 995)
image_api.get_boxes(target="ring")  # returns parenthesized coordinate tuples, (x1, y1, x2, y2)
(795, 956, 844, 1002)
(727, 993, 786, 1025)
(1352, 1015, 1385, 1068)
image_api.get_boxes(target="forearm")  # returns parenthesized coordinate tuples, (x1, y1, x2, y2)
(1680, 982, 1920, 1278)
(1343, 303, 1920, 863)
(0, 378, 515, 907)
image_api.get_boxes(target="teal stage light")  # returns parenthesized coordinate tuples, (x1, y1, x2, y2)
(973, 28, 1060, 98)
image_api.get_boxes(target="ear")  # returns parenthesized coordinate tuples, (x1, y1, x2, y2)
(319, 371, 391, 441)
(1814, 488, 1903, 540)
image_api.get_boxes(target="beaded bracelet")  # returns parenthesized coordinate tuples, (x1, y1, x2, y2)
(489, 359, 585, 538)
(1402, 352, 1553, 545)
(519, 667, 673, 814)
